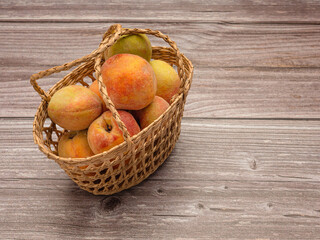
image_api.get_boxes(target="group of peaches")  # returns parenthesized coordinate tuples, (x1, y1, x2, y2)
(47, 34, 181, 158)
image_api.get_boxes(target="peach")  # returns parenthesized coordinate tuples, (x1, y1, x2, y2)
(89, 80, 107, 111)
(58, 130, 94, 158)
(150, 60, 181, 103)
(104, 34, 152, 62)
(101, 54, 157, 110)
(135, 96, 169, 129)
(87, 110, 140, 154)
(48, 85, 103, 131)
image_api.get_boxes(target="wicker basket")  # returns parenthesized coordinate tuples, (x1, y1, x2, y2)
(30, 24, 193, 195)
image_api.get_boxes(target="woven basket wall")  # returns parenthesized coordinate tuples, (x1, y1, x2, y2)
(30, 24, 193, 195)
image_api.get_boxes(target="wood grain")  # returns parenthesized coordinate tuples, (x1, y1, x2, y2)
(1, 0, 320, 23)
(1, 22, 320, 118)
(2, 22, 320, 68)
(3, 67, 320, 119)
(186, 67, 320, 118)
(1, 118, 319, 239)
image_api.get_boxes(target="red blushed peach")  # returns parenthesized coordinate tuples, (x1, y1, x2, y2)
(58, 130, 94, 158)
(48, 85, 103, 131)
(150, 60, 181, 103)
(101, 54, 157, 110)
(135, 96, 169, 129)
(87, 110, 140, 154)
(89, 80, 107, 111)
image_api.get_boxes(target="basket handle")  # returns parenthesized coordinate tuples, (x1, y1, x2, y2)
(94, 25, 134, 149)
(30, 24, 122, 102)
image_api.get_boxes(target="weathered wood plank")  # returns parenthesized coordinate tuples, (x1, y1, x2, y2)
(1, 0, 320, 23)
(0, 179, 319, 240)
(1, 22, 320, 118)
(0, 118, 319, 239)
(185, 67, 320, 118)
(3, 67, 320, 119)
(2, 22, 320, 68)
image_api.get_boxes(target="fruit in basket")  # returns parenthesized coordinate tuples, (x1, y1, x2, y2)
(58, 130, 94, 158)
(135, 96, 169, 129)
(101, 54, 157, 110)
(48, 85, 103, 131)
(150, 60, 181, 103)
(89, 80, 107, 111)
(104, 34, 152, 62)
(87, 110, 140, 154)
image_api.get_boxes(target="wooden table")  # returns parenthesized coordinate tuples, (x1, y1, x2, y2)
(1, 1, 320, 239)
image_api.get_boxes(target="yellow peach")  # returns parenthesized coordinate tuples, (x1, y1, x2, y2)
(104, 34, 152, 62)
(150, 60, 181, 103)
(135, 96, 169, 129)
(48, 85, 103, 131)
(58, 130, 94, 158)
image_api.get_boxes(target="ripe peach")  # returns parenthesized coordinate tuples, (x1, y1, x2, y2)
(135, 96, 169, 129)
(87, 110, 140, 154)
(150, 60, 181, 103)
(58, 130, 94, 158)
(89, 80, 107, 111)
(101, 54, 156, 110)
(104, 34, 152, 62)
(48, 85, 103, 131)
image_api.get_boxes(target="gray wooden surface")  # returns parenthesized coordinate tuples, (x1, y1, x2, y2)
(0, 1, 320, 239)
